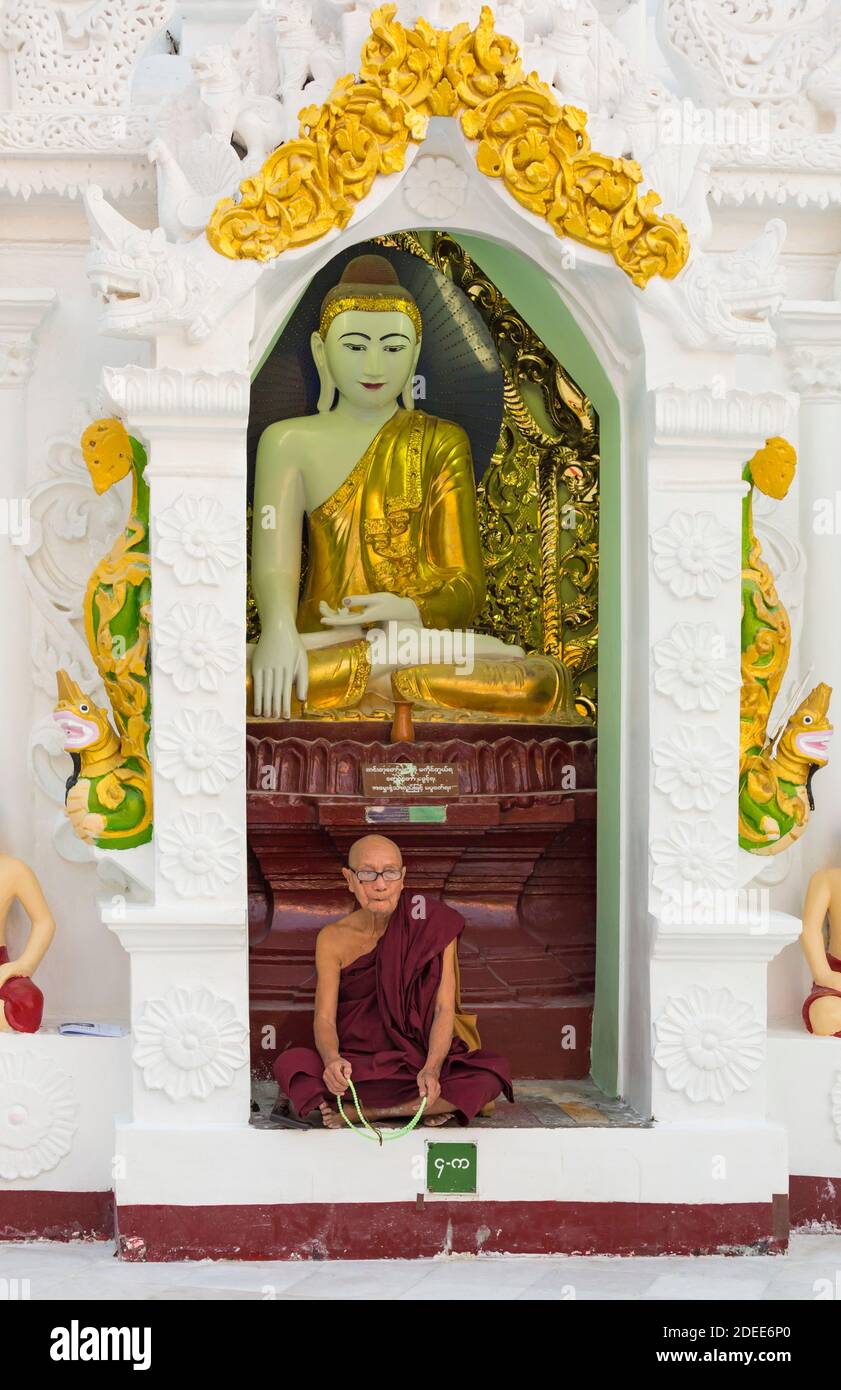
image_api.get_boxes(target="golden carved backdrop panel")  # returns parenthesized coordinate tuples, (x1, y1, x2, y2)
(380, 232, 599, 718)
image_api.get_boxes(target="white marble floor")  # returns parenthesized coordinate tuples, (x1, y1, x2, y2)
(0, 1233, 839, 1300)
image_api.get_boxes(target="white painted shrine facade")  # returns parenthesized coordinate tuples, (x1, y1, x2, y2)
(3, 0, 841, 1256)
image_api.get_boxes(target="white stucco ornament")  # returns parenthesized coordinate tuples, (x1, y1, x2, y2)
(133, 987, 249, 1102)
(0, 1054, 78, 1181)
(154, 495, 240, 585)
(653, 621, 740, 712)
(832, 1073, 841, 1144)
(654, 987, 765, 1104)
(158, 811, 243, 897)
(403, 156, 468, 219)
(650, 817, 736, 899)
(155, 709, 242, 796)
(651, 510, 738, 598)
(155, 602, 239, 694)
(653, 724, 737, 811)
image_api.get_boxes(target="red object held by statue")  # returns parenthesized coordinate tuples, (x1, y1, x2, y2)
(0, 946, 44, 1034)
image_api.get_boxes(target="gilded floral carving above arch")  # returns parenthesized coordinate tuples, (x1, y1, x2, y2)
(206, 3, 690, 290)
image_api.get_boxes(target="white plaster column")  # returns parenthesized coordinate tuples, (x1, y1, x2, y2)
(100, 359, 252, 1128)
(0, 289, 55, 859)
(778, 304, 841, 879)
(647, 387, 800, 1128)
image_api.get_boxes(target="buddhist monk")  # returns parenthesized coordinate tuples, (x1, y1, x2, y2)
(273, 834, 514, 1128)
(0, 853, 55, 1033)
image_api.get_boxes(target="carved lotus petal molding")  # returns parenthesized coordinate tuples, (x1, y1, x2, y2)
(653, 621, 740, 712)
(653, 724, 737, 811)
(651, 510, 739, 599)
(155, 709, 243, 796)
(133, 986, 249, 1102)
(155, 602, 239, 694)
(0, 1053, 78, 1181)
(154, 495, 241, 585)
(158, 810, 243, 897)
(654, 986, 765, 1104)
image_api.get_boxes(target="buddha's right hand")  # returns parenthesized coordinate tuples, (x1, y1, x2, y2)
(251, 627, 309, 718)
(323, 1056, 352, 1095)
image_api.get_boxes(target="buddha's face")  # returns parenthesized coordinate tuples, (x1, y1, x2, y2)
(313, 308, 419, 410)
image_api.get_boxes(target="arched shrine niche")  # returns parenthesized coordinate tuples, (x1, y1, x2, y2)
(245, 230, 601, 1087)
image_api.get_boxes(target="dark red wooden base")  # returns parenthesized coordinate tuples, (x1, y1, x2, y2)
(0, 1190, 113, 1242)
(114, 1198, 789, 1261)
(790, 1175, 841, 1229)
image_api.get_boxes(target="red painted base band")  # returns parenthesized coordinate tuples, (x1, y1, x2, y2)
(790, 1175, 841, 1229)
(0, 1190, 113, 1242)
(115, 1198, 788, 1262)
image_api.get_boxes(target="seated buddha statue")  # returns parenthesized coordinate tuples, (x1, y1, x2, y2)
(249, 254, 578, 722)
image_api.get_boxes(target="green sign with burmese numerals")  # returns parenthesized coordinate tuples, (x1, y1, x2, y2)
(426, 1141, 477, 1193)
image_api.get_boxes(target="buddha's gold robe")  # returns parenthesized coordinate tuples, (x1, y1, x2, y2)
(279, 408, 576, 719)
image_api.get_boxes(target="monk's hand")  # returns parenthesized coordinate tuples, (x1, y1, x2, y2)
(319, 593, 421, 627)
(252, 625, 309, 719)
(323, 1056, 352, 1096)
(417, 1067, 441, 1106)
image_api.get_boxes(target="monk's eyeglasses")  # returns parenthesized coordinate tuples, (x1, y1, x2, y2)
(348, 867, 404, 883)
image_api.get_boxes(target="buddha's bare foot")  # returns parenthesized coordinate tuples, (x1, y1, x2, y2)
(423, 1112, 455, 1127)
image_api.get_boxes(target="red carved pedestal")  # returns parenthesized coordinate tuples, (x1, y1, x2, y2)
(247, 721, 597, 1079)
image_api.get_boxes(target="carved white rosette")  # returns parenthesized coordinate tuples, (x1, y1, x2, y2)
(133, 987, 249, 1102)
(653, 621, 740, 713)
(158, 811, 243, 898)
(654, 987, 765, 1105)
(653, 725, 737, 812)
(651, 511, 739, 599)
(155, 602, 239, 694)
(0, 1054, 78, 1181)
(403, 156, 468, 219)
(154, 495, 240, 585)
(155, 710, 242, 797)
(650, 818, 736, 907)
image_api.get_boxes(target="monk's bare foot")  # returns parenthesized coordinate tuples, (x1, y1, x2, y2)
(319, 1100, 346, 1130)
(423, 1113, 455, 1127)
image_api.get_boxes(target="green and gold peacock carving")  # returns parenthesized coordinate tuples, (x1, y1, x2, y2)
(739, 437, 832, 854)
(53, 418, 152, 849)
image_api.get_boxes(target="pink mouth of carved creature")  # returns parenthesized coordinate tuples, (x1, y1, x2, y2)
(796, 729, 832, 762)
(361, 382, 385, 390)
(52, 713, 99, 748)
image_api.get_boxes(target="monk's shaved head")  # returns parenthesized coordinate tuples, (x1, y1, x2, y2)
(348, 834, 403, 869)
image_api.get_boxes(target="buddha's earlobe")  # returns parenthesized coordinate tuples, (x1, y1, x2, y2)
(311, 332, 335, 413)
(316, 364, 336, 413)
(399, 341, 422, 411)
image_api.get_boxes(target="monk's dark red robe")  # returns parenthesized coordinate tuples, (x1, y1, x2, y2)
(274, 892, 514, 1125)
